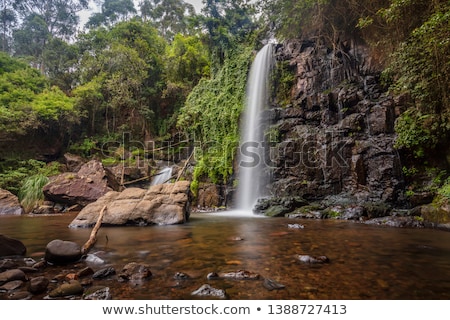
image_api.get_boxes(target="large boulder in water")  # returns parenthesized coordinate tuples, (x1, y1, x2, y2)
(0, 189, 24, 215)
(45, 239, 82, 264)
(43, 160, 121, 207)
(0, 235, 26, 257)
(68, 181, 192, 228)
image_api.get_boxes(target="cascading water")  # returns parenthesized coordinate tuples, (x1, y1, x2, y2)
(235, 44, 274, 212)
(151, 167, 173, 186)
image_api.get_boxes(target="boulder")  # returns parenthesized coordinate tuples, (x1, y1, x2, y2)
(69, 181, 191, 228)
(43, 160, 121, 207)
(0, 235, 26, 257)
(45, 239, 82, 265)
(0, 189, 24, 215)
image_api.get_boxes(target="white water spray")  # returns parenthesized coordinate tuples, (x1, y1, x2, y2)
(235, 44, 274, 211)
(151, 167, 173, 186)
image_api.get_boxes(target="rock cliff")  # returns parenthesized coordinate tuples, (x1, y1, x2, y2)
(261, 39, 405, 209)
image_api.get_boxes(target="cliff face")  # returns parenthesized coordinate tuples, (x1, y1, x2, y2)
(265, 39, 405, 206)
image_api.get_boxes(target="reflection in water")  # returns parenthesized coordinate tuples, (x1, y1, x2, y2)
(1, 212, 450, 299)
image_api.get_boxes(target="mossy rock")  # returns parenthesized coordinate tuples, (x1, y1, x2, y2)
(421, 201, 450, 224)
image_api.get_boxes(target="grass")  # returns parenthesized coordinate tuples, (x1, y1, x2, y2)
(19, 174, 49, 213)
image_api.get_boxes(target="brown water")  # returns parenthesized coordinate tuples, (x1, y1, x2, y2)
(1, 212, 450, 300)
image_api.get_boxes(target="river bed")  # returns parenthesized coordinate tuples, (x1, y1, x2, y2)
(1, 212, 450, 299)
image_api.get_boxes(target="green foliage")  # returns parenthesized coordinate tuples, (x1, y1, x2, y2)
(0, 159, 60, 195)
(30, 86, 76, 120)
(18, 174, 49, 213)
(177, 45, 253, 188)
(394, 109, 440, 157)
(0, 53, 78, 136)
(388, 2, 450, 157)
(272, 60, 295, 106)
(438, 179, 450, 201)
(75, 19, 166, 136)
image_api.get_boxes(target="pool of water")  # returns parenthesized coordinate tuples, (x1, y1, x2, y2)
(1, 212, 450, 299)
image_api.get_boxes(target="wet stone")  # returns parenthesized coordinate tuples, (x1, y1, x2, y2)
(29, 276, 50, 294)
(288, 223, 305, 229)
(191, 284, 227, 299)
(0, 259, 18, 271)
(92, 267, 116, 279)
(207, 272, 220, 280)
(48, 280, 84, 298)
(0, 269, 27, 284)
(83, 286, 112, 300)
(8, 291, 32, 300)
(263, 278, 286, 291)
(298, 255, 330, 264)
(118, 262, 151, 282)
(222, 270, 260, 280)
(0, 280, 23, 291)
(174, 272, 191, 280)
(77, 267, 94, 278)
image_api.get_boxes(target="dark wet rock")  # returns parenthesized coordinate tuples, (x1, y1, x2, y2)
(207, 272, 220, 280)
(0, 269, 27, 284)
(8, 290, 32, 300)
(77, 267, 94, 278)
(298, 255, 330, 264)
(69, 180, 192, 228)
(222, 270, 260, 280)
(364, 216, 425, 228)
(269, 40, 404, 207)
(32, 260, 47, 270)
(83, 286, 112, 300)
(29, 276, 50, 294)
(288, 223, 305, 229)
(263, 278, 286, 291)
(92, 267, 116, 279)
(174, 272, 191, 280)
(18, 266, 39, 273)
(45, 239, 82, 265)
(48, 280, 84, 298)
(0, 280, 24, 291)
(342, 206, 365, 220)
(191, 284, 227, 299)
(0, 259, 18, 271)
(118, 263, 151, 282)
(0, 189, 24, 215)
(254, 196, 308, 216)
(43, 160, 121, 207)
(0, 235, 26, 257)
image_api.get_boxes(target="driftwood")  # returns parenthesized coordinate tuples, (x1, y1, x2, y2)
(81, 205, 107, 254)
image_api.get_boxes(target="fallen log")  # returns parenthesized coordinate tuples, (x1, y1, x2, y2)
(81, 205, 107, 254)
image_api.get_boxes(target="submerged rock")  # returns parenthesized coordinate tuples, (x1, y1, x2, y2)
(191, 284, 227, 299)
(263, 278, 286, 291)
(222, 270, 260, 280)
(83, 286, 112, 300)
(298, 255, 330, 264)
(118, 262, 152, 282)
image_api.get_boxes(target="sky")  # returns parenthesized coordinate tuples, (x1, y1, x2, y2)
(78, 0, 205, 27)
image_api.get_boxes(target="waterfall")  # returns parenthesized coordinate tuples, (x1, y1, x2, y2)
(235, 44, 274, 211)
(151, 167, 173, 186)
